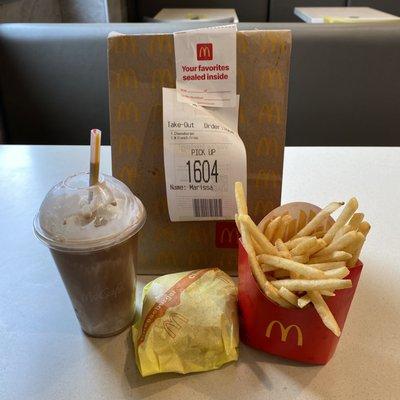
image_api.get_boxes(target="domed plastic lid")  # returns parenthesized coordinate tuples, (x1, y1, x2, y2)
(34, 173, 146, 252)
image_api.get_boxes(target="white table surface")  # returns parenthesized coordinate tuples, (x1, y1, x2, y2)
(294, 7, 399, 23)
(1, 145, 399, 400)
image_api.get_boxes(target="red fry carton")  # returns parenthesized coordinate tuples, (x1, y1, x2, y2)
(237, 202, 363, 364)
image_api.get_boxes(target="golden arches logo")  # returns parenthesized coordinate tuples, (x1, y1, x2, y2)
(149, 36, 173, 55)
(163, 312, 188, 339)
(113, 68, 138, 90)
(259, 68, 284, 90)
(109, 36, 137, 55)
(265, 320, 303, 347)
(117, 134, 141, 157)
(254, 199, 275, 218)
(197, 44, 212, 60)
(219, 228, 236, 245)
(117, 102, 140, 122)
(260, 33, 286, 55)
(258, 102, 283, 125)
(255, 169, 282, 190)
(116, 165, 137, 185)
(152, 68, 173, 89)
(256, 136, 280, 158)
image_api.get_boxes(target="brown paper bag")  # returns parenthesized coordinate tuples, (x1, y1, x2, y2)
(108, 30, 292, 275)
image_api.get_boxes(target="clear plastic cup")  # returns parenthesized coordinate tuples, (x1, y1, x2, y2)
(34, 172, 146, 337)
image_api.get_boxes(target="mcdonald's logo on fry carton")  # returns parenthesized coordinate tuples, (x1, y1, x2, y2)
(196, 43, 213, 61)
(215, 221, 239, 248)
(265, 320, 303, 347)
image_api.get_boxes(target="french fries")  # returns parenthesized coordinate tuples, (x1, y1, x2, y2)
(307, 261, 346, 271)
(251, 238, 264, 256)
(238, 214, 278, 256)
(257, 254, 325, 279)
(348, 213, 364, 230)
(234, 181, 247, 215)
(322, 198, 358, 244)
(278, 287, 299, 306)
(270, 278, 352, 291)
(313, 231, 358, 257)
(322, 267, 350, 279)
(293, 202, 344, 239)
(275, 238, 291, 259)
(358, 221, 371, 237)
(308, 291, 341, 337)
(272, 214, 292, 244)
(265, 215, 281, 241)
(308, 251, 352, 264)
(234, 181, 369, 336)
(290, 237, 318, 256)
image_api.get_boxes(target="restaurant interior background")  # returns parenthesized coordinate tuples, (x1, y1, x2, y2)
(1, 2, 400, 399)
(0, 0, 399, 147)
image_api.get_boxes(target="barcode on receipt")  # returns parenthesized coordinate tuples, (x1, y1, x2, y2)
(192, 198, 223, 218)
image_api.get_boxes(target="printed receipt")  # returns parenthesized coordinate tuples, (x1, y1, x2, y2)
(173, 25, 237, 108)
(163, 88, 246, 222)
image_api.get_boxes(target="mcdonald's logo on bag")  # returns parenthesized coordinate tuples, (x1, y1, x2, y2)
(117, 134, 140, 156)
(197, 43, 213, 60)
(215, 221, 239, 248)
(152, 68, 173, 89)
(255, 169, 281, 190)
(265, 320, 303, 346)
(114, 68, 138, 89)
(256, 136, 280, 158)
(117, 101, 140, 122)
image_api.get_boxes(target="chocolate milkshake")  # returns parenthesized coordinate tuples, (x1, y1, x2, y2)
(34, 172, 146, 337)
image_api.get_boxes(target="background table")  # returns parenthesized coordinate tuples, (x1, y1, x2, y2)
(294, 7, 399, 23)
(1, 145, 399, 400)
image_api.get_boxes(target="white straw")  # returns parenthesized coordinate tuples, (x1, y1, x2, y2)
(89, 129, 102, 187)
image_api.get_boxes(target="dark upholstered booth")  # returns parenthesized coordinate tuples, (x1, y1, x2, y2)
(0, 22, 399, 146)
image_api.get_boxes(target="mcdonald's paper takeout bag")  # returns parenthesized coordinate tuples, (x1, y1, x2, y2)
(108, 30, 292, 274)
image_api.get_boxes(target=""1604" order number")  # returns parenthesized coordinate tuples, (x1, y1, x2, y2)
(186, 160, 218, 183)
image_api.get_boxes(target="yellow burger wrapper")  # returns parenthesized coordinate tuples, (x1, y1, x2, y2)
(132, 268, 239, 376)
